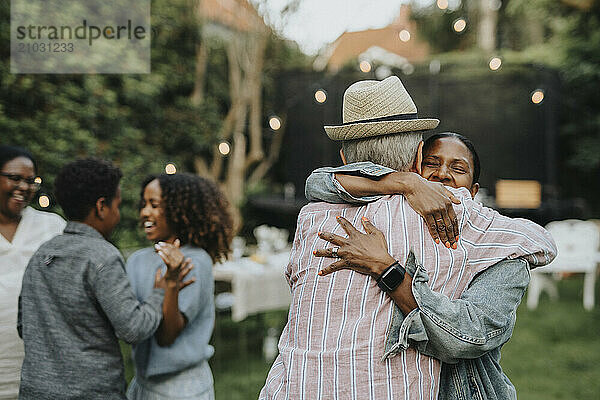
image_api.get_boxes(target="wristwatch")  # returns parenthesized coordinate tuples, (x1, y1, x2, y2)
(376, 261, 405, 292)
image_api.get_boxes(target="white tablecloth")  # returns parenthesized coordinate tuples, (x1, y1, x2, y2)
(214, 251, 291, 321)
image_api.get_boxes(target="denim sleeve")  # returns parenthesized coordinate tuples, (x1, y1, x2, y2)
(304, 162, 395, 204)
(397, 258, 529, 364)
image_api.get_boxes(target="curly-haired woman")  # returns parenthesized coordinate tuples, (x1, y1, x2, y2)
(126, 173, 233, 400)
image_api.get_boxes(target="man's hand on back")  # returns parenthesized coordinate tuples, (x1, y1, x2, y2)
(314, 216, 396, 279)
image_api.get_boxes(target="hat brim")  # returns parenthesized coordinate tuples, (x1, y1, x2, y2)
(324, 119, 440, 141)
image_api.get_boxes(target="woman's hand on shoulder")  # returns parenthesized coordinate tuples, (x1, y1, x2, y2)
(401, 174, 461, 248)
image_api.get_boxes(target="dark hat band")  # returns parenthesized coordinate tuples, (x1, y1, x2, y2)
(341, 112, 418, 126)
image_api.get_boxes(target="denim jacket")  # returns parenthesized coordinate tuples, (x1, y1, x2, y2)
(305, 163, 531, 400)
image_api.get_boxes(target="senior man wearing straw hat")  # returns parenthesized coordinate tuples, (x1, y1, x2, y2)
(259, 76, 555, 400)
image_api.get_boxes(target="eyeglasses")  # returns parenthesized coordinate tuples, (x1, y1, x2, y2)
(0, 173, 41, 190)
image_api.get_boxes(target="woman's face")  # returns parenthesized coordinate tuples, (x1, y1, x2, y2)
(0, 157, 37, 221)
(140, 179, 176, 243)
(421, 137, 479, 198)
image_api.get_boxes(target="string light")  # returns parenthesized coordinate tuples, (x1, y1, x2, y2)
(218, 142, 231, 155)
(38, 195, 50, 208)
(531, 89, 545, 104)
(359, 60, 372, 73)
(453, 18, 467, 33)
(399, 30, 411, 42)
(269, 116, 282, 131)
(490, 0, 503, 12)
(489, 57, 502, 71)
(314, 89, 327, 103)
(165, 163, 177, 174)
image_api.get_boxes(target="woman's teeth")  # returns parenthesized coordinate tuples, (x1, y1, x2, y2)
(144, 221, 155, 228)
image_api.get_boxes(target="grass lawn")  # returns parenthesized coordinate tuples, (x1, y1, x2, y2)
(501, 274, 600, 399)
(122, 274, 600, 399)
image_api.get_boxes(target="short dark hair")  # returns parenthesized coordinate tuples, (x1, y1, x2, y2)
(55, 158, 122, 221)
(0, 145, 37, 171)
(423, 132, 481, 184)
(140, 173, 233, 263)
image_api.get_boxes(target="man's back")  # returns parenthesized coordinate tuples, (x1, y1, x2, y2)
(261, 190, 555, 399)
(18, 222, 163, 400)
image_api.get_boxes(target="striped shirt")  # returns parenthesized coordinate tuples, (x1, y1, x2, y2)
(260, 188, 555, 400)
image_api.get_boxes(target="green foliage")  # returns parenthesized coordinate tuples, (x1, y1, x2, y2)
(1, 0, 220, 248)
(412, 1, 477, 53)
(559, 5, 600, 168)
(2, 0, 311, 247)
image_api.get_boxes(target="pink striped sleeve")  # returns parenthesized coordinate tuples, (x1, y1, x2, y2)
(459, 198, 557, 272)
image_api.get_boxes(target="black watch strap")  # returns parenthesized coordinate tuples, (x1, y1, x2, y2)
(376, 261, 406, 292)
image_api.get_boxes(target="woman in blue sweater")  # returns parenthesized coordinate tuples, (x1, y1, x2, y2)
(126, 173, 233, 400)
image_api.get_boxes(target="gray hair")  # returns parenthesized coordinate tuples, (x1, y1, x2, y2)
(341, 131, 423, 171)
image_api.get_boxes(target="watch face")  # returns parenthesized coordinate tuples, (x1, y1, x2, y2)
(378, 264, 404, 292)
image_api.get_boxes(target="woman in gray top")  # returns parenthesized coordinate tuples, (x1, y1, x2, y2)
(126, 173, 233, 400)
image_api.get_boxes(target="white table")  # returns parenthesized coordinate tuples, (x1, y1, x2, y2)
(214, 251, 292, 321)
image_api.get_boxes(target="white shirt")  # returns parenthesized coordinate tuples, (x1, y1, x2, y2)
(0, 207, 65, 399)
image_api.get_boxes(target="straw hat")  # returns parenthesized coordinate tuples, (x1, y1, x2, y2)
(324, 76, 439, 141)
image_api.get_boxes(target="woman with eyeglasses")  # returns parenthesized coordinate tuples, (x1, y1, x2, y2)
(0, 145, 65, 399)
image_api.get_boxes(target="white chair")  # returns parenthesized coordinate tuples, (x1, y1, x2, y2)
(527, 219, 599, 311)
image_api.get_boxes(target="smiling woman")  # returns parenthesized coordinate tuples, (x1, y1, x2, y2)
(126, 173, 233, 400)
(421, 132, 480, 198)
(0, 145, 65, 399)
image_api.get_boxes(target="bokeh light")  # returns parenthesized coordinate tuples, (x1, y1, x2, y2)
(269, 116, 282, 131)
(359, 60, 372, 73)
(165, 163, 177, 174)
(399, 30, 411, 42)
(437, 0, 449, 10)
(453, 18, 467, 33)
(218, 142, 231, 155)
(489, 57, 502, 71)
(490, 0, 503, 12)
(314, 89, 327, 103)
(531, 89, 545, 104)
(34, 176, 42, 184)
(38, 195, 50, 208)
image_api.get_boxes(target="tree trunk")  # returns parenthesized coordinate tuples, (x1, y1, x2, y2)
(245, 33, 268, 168)
(192, 3, 274, 232)
(191, 41, 208, 105)
(477, 0, 498, 53)
(191, 0, 207, 105)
